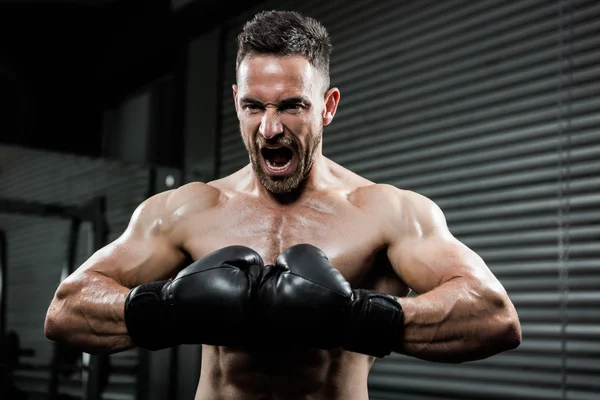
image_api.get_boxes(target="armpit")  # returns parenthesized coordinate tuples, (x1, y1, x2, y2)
(357, 249, 410, 297)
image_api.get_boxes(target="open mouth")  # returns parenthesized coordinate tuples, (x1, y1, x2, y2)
(260, 146, 296, 175)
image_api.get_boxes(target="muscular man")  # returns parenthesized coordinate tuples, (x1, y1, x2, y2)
(44, 10, 521, 400)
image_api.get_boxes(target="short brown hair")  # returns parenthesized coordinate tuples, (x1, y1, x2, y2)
(236, 10, 333, 91)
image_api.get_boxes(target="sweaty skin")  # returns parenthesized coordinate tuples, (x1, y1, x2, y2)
(44, 54, 521, 400)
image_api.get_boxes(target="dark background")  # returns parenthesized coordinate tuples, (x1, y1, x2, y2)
(0, 0, 255, 164)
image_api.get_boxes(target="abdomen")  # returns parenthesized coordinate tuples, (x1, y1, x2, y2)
(197, 345, 371, 399)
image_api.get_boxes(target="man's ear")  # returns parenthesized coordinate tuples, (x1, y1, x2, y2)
(322, 87, 340, 126)
(232, 84, 239, 114)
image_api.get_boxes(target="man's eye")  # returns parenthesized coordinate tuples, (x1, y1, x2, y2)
(281, 104, 302, 111)
(243, 104, 262, 111)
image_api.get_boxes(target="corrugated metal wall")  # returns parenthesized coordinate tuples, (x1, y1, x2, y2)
(0, 144, 149, 400)
(217, 0, 600, 399)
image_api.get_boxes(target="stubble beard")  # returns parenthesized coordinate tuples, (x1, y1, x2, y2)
(245, 131, 322, 195)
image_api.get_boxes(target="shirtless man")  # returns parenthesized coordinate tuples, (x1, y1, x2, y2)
(44, 10, 521, 400)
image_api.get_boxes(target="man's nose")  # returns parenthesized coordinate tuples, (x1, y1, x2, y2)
(259, 108, 283, 139)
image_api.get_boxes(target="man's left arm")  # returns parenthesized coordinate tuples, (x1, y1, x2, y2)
(386, 190, 522, 363)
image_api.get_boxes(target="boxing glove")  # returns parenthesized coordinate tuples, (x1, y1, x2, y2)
(124, 246, 264, 350)
(258, 244, 404, 357)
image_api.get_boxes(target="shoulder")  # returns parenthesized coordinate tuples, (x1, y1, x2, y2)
(129, 181, 225, 231)
(352, 184, 448, 238)
(159, 181, 224, 213)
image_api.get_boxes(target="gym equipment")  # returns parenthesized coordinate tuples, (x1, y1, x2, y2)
(0, 231, 33, 399)
(0, 331, 34, 399)
(1, 230, 4, 340)
(0, 197, 110, 400)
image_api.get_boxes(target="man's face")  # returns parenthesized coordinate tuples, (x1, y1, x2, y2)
(233, 55, 337, 194)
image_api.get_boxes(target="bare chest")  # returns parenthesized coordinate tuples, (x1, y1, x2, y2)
(180, 196, 402, 291)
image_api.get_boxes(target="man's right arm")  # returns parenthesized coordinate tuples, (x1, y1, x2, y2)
(44, 189, 188, 355)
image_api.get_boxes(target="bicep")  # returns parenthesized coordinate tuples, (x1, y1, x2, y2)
(388, 234, 499, 295)
(386, 191, 504, 295)
(84, 230, 186, 288)
(73, 196, 187, 288)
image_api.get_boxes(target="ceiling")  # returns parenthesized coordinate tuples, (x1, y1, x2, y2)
(0, 0, 121, 5)
(0, 0, 261, 157)
(0, 0, 218, 10)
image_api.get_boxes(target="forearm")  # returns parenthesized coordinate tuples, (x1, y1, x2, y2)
(45, 271, 133, 354)
(397, 278, 521, 363)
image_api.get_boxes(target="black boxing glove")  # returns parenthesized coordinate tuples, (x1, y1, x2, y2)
(124, 246, 263, 351)
(258, 244, 403, 358)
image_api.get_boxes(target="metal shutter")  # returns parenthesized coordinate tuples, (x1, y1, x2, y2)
(217, 0, 599, 399)
(560, 1, 600, 398)
(0, 144, 149, 400)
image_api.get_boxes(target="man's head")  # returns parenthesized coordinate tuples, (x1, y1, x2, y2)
(233, 10, 340, 194)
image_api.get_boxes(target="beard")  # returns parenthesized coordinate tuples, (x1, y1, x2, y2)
(245, 130, 322, 194)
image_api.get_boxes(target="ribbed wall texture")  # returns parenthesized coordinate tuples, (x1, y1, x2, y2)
(217, 0, 600, 399)
(0, 144, 149, 400)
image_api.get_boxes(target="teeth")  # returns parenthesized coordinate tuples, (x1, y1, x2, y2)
(266, 159, 291, 170)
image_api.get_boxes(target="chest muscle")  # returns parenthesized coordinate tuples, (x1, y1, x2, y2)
(181, 196, 398, 290)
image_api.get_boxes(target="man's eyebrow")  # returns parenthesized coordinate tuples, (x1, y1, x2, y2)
(280, 96, 311, 105)
(240, 97, 263, 104)
(239, 96, 311, 105)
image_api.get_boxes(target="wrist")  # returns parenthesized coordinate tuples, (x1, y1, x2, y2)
(112, 289, 131, 334)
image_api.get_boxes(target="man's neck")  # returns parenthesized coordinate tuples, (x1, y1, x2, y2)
(268, 181, 308, 205)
